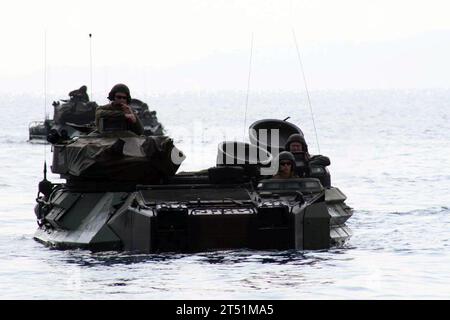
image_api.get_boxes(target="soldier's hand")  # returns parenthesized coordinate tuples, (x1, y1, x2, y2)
(122, 104, 137, 123)
(121, 104, 131, 113)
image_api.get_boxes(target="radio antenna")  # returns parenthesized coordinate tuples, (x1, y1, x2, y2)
(44, 30, 48, 120)
(243, 32, 254, 141)
(89, 33, 93, 100)
(43, 30, 48, 163)
(291, 28, 320, 154)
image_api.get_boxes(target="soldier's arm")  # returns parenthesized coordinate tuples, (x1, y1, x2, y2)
(129, 116, 144, 135)
(95, 107, 126, 128)
(309, 155, 331, 167)
(120, 104, 144, 135)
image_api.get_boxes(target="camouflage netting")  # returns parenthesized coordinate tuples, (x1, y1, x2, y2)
(52, 132, 184, 184)
(53, 101, 97, 125)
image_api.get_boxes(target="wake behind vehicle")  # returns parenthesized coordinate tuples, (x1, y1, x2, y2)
(33, 119, 352, 253)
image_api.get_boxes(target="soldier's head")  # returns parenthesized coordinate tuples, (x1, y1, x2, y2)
(108, 83, 131, 104)
(285, 133, 311, 173)
(276, 151, 296, 177)
(285, 133, 308, 154)
(143, 110, 151, 119)
(79, 85, 87, 93)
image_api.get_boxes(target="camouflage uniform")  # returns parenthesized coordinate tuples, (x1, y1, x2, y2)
(96, 84, 144, 136)
(95, 103, 144, 136)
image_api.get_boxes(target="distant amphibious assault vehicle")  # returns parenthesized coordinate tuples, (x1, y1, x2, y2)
(29, 98, 164, 141)
(33, 118, 352, 253)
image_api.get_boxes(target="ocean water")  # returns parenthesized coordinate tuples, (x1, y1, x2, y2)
(0, 89, 449, 299)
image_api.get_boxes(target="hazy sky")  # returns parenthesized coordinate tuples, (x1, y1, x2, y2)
(2, 0, 450, 95)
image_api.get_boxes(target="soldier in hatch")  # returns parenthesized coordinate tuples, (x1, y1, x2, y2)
(68, 85, 89, 102)
(95, 83, 144, 135)
(284, 133, 330, 177)
(272, 151, 299, 179)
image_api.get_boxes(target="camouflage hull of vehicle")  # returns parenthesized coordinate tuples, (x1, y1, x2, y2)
(34, 175, 352, 253)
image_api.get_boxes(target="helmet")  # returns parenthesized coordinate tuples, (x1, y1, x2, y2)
(278, 150, 296, 163)
(79, 85, 87, 92)
(285, 133, 308, 153)
(108, 83, 131, 103)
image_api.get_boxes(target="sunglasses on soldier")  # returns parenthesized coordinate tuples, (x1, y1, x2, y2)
(280, 161, 292, 166)
(114, 94, 128, 100)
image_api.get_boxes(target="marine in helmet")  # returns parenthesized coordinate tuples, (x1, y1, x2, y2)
(285, 133, 330, 177)
(95, 84, 144, 135)
(272, 151, 299, 179)
(68, 85, 89, 103)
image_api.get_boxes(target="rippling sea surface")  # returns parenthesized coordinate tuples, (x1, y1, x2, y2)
(0, 89, 449, 299)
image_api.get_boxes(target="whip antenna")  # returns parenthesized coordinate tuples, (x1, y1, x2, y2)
(43, 30, 48, 162)
(39, 31, 52, 199)
(243, 32, 254, 140)
(44, 30, 48, 120)
(89, 33, 93, 100)
(291, 28, 320, 154)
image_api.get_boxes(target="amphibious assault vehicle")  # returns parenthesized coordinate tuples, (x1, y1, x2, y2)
(33, 119, 352, 253)
(28, 98, 164, 141)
